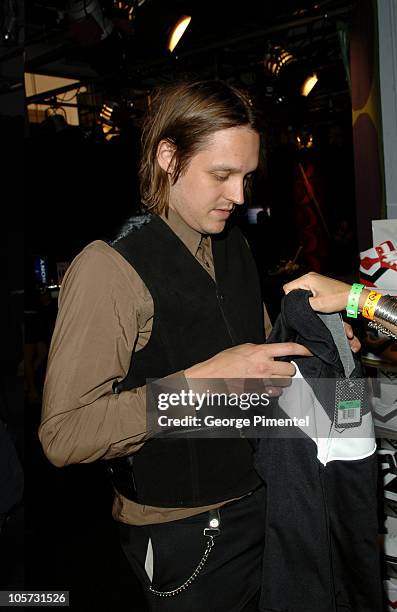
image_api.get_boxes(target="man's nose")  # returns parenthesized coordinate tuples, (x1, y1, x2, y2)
(226, 179, 245, 205)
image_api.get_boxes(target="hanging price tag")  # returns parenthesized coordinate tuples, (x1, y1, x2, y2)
(334, 379, 364, 429)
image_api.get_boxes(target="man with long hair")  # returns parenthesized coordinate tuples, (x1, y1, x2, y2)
(39, 80, 311, 611)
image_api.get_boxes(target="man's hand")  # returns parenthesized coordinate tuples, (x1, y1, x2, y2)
(185, 342, 312, 380)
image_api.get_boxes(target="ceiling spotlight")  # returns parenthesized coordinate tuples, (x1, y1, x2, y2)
(98, 99, 136, 140)
(301, 73, 318, 96)
(99, 101, 121, 126)
(296, 132, 314, 149)
(1, 0, 18, 44)
(40, 106, 70, 136)
(167, 15, 192, 53)
(113, 0, 147, 22)
(264, 46, 296, 77)
(99, 102, 120, 140)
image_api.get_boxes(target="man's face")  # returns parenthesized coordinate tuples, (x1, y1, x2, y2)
(168, 126, 260, 234)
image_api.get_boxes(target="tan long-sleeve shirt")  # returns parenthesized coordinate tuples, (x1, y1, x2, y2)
(39, 210, 272, 525)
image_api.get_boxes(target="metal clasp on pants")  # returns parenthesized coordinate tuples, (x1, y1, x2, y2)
(203, 508, 221, 537)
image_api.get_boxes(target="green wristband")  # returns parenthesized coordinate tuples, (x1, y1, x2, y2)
(346, 283, 365, 318)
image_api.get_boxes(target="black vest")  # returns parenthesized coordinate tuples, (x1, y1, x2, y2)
(106, 214, 264, 507)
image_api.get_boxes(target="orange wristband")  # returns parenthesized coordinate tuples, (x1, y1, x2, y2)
(362, 291, 382, 320)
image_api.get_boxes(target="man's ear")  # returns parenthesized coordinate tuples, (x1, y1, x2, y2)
(156, 139, 176, 174)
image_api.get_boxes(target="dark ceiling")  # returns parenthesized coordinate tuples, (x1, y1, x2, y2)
(21, 0, 356, 114)
(17, 0, 361, 278)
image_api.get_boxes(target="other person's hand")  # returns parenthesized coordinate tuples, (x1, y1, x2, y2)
(283, 273, 362, 353)
(283, 272, 351, 313)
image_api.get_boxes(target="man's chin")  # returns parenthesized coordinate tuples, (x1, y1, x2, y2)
(202, 220, 228, 235)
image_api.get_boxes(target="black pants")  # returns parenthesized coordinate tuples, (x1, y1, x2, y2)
(119, 486, 267, 612)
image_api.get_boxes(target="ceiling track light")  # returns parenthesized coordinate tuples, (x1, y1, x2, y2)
(99, 103, 120, 140)
(99, 101, 120, 126)
(168, 15, 192, 53)
(113, 0, 147, 22)
(264, 46, 297, 76)
(98, 98, 136, 141)
(296, 132, 314, 149)
(301, 73, 318, 96)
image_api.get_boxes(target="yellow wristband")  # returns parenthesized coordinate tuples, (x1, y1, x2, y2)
(362, 291, 382, 320)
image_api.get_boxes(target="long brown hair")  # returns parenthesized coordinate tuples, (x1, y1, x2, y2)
(139, 80, 263, 215)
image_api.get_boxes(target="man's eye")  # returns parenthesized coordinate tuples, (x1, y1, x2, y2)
(214, 174, 229, 182)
